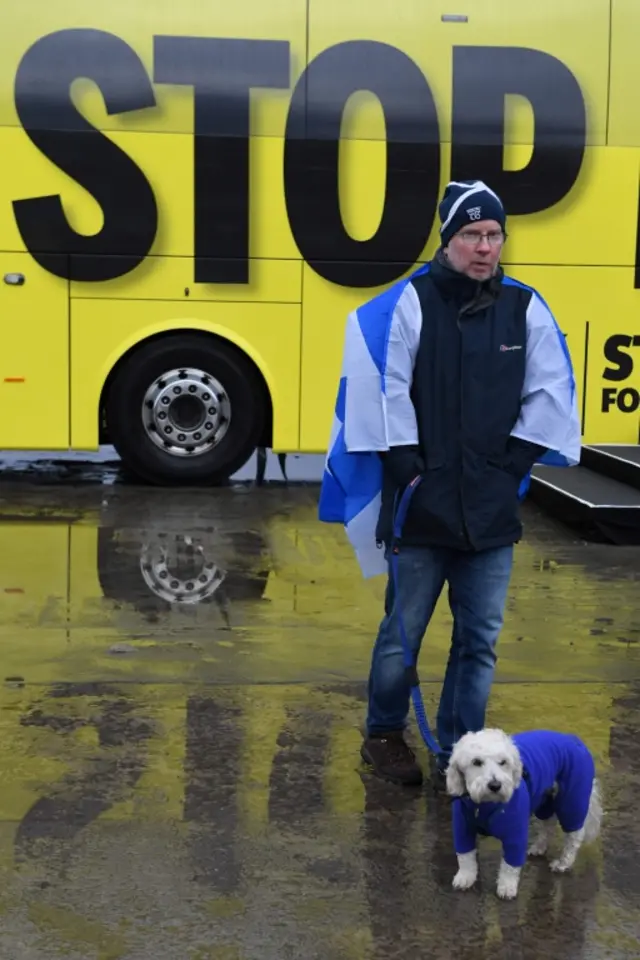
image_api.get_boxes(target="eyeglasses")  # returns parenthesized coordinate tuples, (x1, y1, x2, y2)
(457, 230, 506, 247)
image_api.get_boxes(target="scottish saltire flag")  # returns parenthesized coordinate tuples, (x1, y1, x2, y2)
(318, 265, 581, 578)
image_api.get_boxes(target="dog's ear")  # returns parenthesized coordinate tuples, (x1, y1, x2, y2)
(504, 736, 523, 788)
(445, 758, 466, 796)
(446, 735, 474, 796)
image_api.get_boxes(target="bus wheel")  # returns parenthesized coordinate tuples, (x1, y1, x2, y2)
(106, 334, 267, 485)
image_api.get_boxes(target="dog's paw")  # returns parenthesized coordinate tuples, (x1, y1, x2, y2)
(452, 869, 477, 891)
(528, 838, 548, 858)
(549, 858, 570, 874)
(496, 861, 521, 900)
(496, 876, 519, 900)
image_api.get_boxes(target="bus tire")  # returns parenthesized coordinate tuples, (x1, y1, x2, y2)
(106, 334, 267, 486)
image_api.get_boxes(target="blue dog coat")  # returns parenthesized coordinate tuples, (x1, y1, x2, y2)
(452, 730, 596, 868)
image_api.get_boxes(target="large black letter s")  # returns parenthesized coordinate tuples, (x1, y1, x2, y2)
(13, 29, 158, 281)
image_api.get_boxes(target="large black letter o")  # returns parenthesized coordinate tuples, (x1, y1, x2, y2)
(284, 41, 440, 288)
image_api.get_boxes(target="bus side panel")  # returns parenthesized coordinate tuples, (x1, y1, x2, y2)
(306, 0, 610, 146)
(0, 250, 69, 449)
(70, 255, 303, 304)
(1, 125, 301, 281)
(608, 0, 640, 147)
(503, 265, 638, 445)
(70, 299, 301, 452)
(0, 0, 308, 138)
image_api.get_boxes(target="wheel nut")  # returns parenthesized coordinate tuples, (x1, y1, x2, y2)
(194, 432, 201, 441)
(205, 422, 213, 431)
(173, 386, 181, 394)
(177, 433, 186, 442)
(164, 426, 172, 434)
(159, 411, 167, 420)
(162, 397, 170, 405)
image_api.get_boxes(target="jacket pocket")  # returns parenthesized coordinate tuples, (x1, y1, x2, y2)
(403, 464, 462, 542)
(473, 460, 522, 542)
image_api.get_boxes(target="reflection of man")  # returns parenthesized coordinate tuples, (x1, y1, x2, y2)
(320, 180, 580, 788)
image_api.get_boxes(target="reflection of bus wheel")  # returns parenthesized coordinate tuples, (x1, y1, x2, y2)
(106, 334, 267, 485)
(97, 528, 270, 619)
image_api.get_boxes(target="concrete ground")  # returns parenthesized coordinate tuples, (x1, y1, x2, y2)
(0, 457, 638, 959)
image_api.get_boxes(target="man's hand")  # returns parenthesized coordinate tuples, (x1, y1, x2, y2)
(379, 445, 424, 488)
(502, 437, 547, 481)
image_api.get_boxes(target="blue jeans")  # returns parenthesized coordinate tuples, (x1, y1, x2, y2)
(366, 545, 514, 766)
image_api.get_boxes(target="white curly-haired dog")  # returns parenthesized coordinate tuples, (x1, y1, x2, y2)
(446, 728, 602, 900)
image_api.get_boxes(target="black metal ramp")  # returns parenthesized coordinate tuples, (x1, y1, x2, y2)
(581, 444, 640, 491)
(529, 462, 640, 545)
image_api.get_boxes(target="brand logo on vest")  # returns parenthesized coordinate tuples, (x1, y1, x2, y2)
(500, 344, 523, 352)
(466, 206, 482, 221)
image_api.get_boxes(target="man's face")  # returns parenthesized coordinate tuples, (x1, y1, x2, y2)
(444, 219, 504, 281)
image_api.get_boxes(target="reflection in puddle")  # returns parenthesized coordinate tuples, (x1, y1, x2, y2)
(0, 486, 637, 687)
(0, 485, 637, 956)
(139, 534, 226, 605)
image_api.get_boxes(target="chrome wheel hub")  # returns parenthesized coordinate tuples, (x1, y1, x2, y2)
(142, 367, 231, 457)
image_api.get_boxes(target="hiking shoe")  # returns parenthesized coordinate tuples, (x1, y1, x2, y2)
(360, 732, 423, 786)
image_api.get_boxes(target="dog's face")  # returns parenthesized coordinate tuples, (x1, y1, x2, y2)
(445, 729, 523, 804)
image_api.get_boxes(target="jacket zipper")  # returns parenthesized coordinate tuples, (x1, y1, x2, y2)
(457, 306, 472, 548)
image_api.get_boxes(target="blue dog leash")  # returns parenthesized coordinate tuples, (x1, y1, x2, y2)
(389, 475, 443, 758)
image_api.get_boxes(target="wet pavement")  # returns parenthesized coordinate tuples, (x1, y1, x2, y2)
(0, 458, 638, 959)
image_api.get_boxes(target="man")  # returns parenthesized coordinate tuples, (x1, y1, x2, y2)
(319, 180, 580, 788)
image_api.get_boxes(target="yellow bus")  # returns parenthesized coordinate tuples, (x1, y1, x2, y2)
(1, 1, 638, 485)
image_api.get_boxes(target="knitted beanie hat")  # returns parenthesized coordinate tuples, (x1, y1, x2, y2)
(438, 180, 506, 247)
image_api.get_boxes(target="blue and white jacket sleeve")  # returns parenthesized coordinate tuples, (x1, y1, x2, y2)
(340, 284, 422, 454)
(510, 292, 581, 468)
(318, 278, 423, 578)
(376, 285, 423, 486)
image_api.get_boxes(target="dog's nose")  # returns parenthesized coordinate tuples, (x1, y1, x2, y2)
(488, 780, 502, 793)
